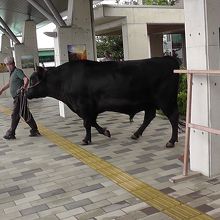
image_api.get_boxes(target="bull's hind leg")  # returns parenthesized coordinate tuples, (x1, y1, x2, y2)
(162, 107, 179, 148)
(131, 108, 156, 140)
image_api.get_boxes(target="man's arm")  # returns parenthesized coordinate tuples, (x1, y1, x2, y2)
(0, 82, 9, 95)
(23, 76, 29, 90)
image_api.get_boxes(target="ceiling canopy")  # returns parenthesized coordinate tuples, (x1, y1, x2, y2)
(0, 0, 69, 36)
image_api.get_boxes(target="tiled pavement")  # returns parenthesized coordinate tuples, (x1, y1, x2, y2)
(0, 97, 220, 219)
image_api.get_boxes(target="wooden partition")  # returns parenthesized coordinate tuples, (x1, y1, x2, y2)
(170, 70, 220, 183)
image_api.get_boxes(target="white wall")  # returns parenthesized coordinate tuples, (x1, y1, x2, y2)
(184, 0, 220, 177)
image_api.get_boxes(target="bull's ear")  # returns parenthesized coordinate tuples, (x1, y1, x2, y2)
(36, 66, 46, 80)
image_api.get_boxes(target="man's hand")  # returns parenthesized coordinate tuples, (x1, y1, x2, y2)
(0, 82, 9, 95)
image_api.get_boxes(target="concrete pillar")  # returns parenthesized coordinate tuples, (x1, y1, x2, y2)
(0, 34, 12, 98)
(137, 0, 143, 5)
(149, 34, 163, 57)
(1, 34, 12, 55)
(184, 0, 220, 177)
(181, 33, 186, 67)
(122, 23, 150, 60)
(175, 0, 184, 8)
(22, 20, 38, 53)
(13, 20, 39, 77)
(55, 0, 95, 118)
(0, 34, 12, 61)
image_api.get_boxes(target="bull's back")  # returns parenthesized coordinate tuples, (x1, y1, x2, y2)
(85, 57, 179, 98)
(85, 57, 179, 113)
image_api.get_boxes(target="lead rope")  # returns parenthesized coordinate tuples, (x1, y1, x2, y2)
(19, 88, 31, 122)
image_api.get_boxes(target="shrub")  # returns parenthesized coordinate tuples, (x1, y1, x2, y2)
(178, 73, 187, 118)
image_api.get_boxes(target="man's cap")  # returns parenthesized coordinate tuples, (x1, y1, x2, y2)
(4, 56, 14, 64)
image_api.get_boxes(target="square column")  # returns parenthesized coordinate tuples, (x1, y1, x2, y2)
(149, 34, 163, 57)
(0, 34, 12, 98)
(13, 20, 39, 77)
(54, 0, 95, 118)
(0, 34, 12, 57)
(184, 0, 220, 176)
(122, 23, 150, 60)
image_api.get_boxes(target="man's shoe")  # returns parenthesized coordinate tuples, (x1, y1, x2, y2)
(29, 130, 41, 137)
(3, 133, 16, 140)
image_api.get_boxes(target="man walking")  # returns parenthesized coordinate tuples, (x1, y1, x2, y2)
(0, 56, 41, 139)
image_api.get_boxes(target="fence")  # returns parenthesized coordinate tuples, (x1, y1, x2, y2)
(170, 70, 220, 183)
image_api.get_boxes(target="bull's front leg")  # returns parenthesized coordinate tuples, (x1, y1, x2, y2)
(82, 120, 92, 145)
(93, 122, 111, 138)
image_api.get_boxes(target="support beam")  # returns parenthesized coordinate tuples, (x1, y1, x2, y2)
(66, 0, 74, 26)
(89, 0, 96, 61)
(43, 0, 66, 26)
(0, 25, 12, 41)
(0, 17, 20, 44)
(26, 0, 60, 27)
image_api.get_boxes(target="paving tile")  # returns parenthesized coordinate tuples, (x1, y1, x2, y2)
(114, 211, 147, 220)
(39, 188, 65, 199)
(20, 204, 49, 216)
(54, 155, 73, 161)
(141, 206, 160, 215)
(9, 186, 35, 196)
(12, 158, 32, 164)
(38, 206, 66, 218)
(13, 173, 36, 181)
(15, 213, 40, 220)
(75, 208, 105, 220)
(114, 148, 132, 154)
(0, 210, 22, 219)
(79, 184, 104, 193)
(160, 187, 176, 194)
(95, 210, 125, 220)
(56, 207, 85, 219)
(64, 199, 92, 210)
(127, 167, 148, 175)
(160, 163, 181, 170)
(196, 204, 215, 212)
(0, 185, 20, 194)
(102, 201, 130, 212)
(155, 174, 175, 183)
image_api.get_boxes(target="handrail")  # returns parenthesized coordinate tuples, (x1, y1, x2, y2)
(175, 69, 220, 75)
(174, 69, 220, 177)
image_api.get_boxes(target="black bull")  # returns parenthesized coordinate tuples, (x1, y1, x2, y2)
(27, 56, 180, 147)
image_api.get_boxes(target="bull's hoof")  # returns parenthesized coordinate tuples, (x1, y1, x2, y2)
(104, 129, 111, 138)
(131, 134, 139, 140)
(166, 141, 175, 148)
(82, 139, 91, 145)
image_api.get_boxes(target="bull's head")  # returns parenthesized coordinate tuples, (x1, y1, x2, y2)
(27, 66, 47, 99)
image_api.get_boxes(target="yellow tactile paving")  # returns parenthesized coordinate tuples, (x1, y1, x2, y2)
(0, 105, 214, 220)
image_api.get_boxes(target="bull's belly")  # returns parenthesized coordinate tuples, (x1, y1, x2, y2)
(98, 98, 150, 115)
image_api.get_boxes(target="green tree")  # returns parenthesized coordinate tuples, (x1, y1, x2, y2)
(142, 0, 176, 5)
(96, 35, 124, 61)
(178, 74, 187, 117)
